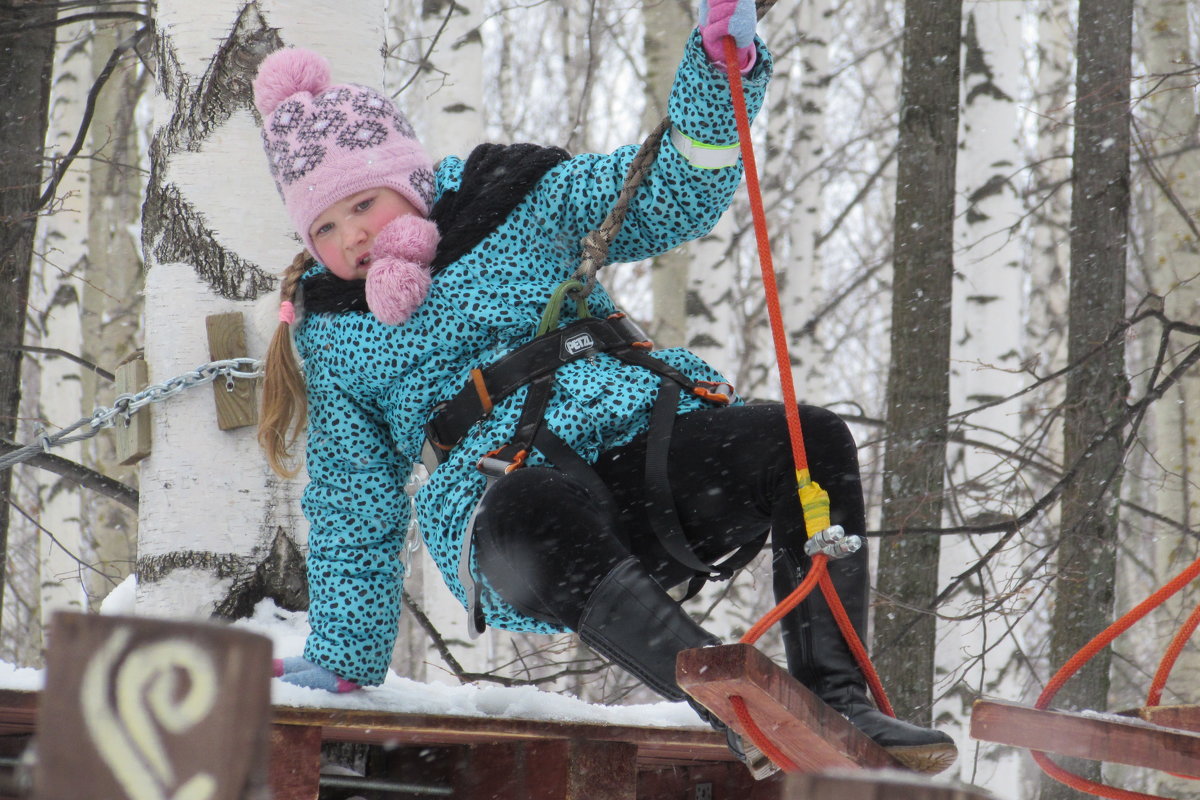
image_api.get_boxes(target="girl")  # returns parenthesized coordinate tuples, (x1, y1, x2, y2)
(253, 0, 955, 777)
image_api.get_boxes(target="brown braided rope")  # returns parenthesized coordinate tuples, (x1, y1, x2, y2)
(571, 0, 780, 297)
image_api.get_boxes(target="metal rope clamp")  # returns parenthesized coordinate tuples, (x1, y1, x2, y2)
(804, 525, 863, 559)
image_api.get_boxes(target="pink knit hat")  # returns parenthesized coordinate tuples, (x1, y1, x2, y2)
(253, 48, 434, 255)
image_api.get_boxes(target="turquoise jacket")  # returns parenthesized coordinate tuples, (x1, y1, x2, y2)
(295, 32, 773, 685)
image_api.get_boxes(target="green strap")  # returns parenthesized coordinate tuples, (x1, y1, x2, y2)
(536, 280, 592, 336)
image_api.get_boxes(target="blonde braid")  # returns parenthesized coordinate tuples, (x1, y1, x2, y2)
(258, 251, 313, 478)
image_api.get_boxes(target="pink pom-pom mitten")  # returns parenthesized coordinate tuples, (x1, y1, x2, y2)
(365, 215, 441, 325)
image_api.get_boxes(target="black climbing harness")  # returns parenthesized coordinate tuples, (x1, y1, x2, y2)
(423, 281, 767, 637)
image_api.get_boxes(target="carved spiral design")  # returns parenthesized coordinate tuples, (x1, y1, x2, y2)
(81, 628, 220, 800)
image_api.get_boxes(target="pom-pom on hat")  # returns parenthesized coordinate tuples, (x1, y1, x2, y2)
(252, 48, 435, 255)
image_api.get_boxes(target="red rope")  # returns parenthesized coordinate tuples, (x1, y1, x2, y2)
(731, 695, 799, 772)
(741, 554, 828, 646)
(720, 36, 894, 767)
(1030, 553, 1200, 798)
(721, 37, 808, 476)
(1147, 598, 1200, 707)
(819, 571, 895, 717)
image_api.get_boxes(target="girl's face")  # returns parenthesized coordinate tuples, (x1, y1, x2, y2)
(308, 187, 418, 280)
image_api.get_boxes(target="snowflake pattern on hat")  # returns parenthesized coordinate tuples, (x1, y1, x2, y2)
(253, 47, 435, 253)
(410, 168, 436, 209)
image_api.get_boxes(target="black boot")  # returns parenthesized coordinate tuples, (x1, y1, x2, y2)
(577, 556, 778, 779)
(773, 542, 958, 774)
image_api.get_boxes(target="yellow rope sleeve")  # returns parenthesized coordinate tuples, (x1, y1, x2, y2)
(796, 468, 831, 538)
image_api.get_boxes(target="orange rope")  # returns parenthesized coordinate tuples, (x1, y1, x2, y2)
(730, 695, 799, 772)
(741, 554, 828, 646)
(820, 571, 895, 717)
(1037, 554, 1200, 710)
(720, 37, 808, 479)
(1030, 553, 1200, 798)
(1147, 597, 1200, 707)
(720, 36, 894, 768)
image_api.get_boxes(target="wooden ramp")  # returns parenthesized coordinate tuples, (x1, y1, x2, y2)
(970, 698, 1200, 777)
(677, 643, 902, 773)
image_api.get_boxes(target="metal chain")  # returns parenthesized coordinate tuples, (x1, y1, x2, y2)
(0, 358, 264, 472)
(570, 0, 780, 298)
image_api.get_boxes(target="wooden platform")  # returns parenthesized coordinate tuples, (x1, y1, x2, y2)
(971, 698, 1200, 777)
(677, 643, 901, 772)
(0, 688, 786, 800)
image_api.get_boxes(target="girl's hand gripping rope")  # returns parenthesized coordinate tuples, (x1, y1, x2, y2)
(698, 0, 757, 73)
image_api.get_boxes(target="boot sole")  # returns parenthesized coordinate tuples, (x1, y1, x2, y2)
(885, 741, 959, 775)
(733, 736, 782, 781)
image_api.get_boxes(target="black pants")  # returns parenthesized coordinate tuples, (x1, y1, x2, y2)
(473, 403, 866, 630)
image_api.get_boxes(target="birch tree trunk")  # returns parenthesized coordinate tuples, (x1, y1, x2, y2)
(138, 1, 383, 619)
(1018, 17, 1073, 795)
(81, 17, 147, 610)
(29, 13, 92, 626)
(777, 0, 831, 402)
(1042, 0, 1132, 795)
(0, 0, 55, 634)
(873, 0, 961, 727)
(1136, 1, 1200, 793)
(644, 0, 690, 350)
(942, 2, 1027, 787)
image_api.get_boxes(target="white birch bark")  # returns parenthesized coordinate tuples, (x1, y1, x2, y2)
(1137, 1, 1200, 793)
(942, 2, 1028, 792)
(1008, 6, 1072, 796)
(776, 1, 831, 404)
(644, 0, 691, 350)
(33, 17, 91, 624)
(81, 18, 146, 610)
(138, 1, 384, 619)
(6, 15, 94, 662)
(410, 0, 486, 162)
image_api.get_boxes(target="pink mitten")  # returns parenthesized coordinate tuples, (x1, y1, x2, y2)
(365, 215, 441, 325)
(698, 0, 757, 73)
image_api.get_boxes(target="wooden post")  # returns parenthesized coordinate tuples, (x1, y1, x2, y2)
(114, 356, 151, 464)
(33, 612, 272, 800)
(205, 312, 257, 430)
(787, 769, 996, 800)
(269, 726, 322, 800)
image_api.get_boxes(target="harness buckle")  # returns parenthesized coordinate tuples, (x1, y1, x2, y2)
(607, 313, 654, 350)
(477, 446, 528, 478)
(693, 380, 735, 404)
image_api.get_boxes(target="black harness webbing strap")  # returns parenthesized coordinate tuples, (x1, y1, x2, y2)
(643, 378, 720, 576)
(427, 316, 649, 452)
(532, 427, 622, 524)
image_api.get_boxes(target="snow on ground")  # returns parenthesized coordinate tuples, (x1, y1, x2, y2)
(0, 578, 702, 731)
(234, 598, 704, 728)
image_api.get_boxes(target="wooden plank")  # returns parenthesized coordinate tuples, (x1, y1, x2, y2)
(269, 725, 321, 800)
(637, 761, 787, 800)
(114, 357, 151, 464)
(677, 643, 900, 773)
(32, 612, 272, 800)
(1132, 705, 1200, 733)
(970, 698, 1200, 776)
(206, 312, 257, 430)
(270, 705, 732, 764)
(454, 740, 638, 800)
(788, 769, 995, 799)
